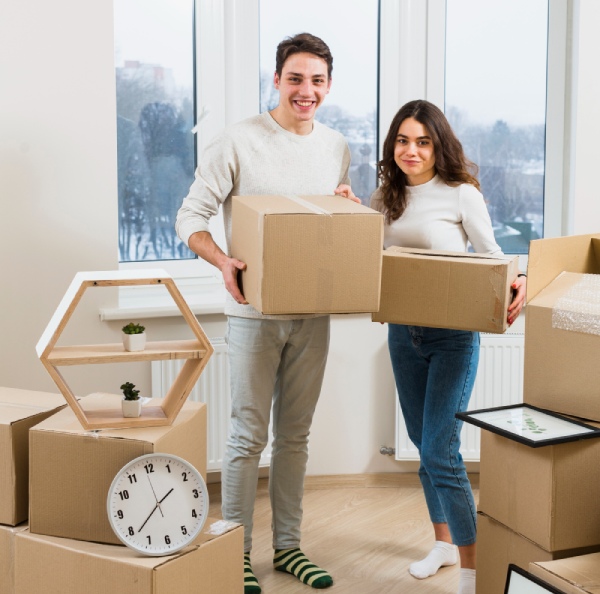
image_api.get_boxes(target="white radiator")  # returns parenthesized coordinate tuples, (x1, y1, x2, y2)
(151, 338, 272, 472)
(395, 332, 525, 462)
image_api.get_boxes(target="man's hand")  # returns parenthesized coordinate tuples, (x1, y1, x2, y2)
(334, 184, 361, 204)
(188, 231, 248, 305)
(221, 256, 248, 304)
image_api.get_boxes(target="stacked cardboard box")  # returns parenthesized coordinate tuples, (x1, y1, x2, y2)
(477, 233, 600, 594)
(15, 393, 243, 593)
(0, 386, 66, 594)
(0, 387, 242, 593)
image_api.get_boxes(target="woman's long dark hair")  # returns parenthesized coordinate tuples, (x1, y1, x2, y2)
(377, 100, 480, 223)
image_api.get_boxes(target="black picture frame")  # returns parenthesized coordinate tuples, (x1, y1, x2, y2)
(504, 564, 566, 594)
(456, 403, 600, 447)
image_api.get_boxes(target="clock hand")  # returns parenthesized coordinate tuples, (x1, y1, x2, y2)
(158, 487, 174, 504)
(147, 474, 164, 518)
(138, 503, 159, 533)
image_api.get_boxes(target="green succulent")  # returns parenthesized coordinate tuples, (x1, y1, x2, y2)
(122, 322, 145, 335)
(120, 382, 140, 401)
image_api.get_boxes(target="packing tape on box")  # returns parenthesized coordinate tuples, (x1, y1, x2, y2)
(281, 194, 333, 216)
(552, 273, 600, 336)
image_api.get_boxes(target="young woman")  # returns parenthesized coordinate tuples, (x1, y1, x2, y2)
(371, 100, 526, 594)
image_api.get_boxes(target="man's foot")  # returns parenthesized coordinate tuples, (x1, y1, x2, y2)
(409, 541, 457, 579)
(273, 548, 333, 589)
(244, 553, 261, 593)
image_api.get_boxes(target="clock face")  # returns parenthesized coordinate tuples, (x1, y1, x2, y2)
(107, 453, 209, 556)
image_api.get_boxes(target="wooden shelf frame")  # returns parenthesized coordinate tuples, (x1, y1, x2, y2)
(36, 270, 214, 430)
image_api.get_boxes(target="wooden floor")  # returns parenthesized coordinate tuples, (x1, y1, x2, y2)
(208, 473, 479, 594)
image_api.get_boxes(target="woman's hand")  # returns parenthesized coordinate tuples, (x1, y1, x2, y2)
(334, 184, 361, 204)
(507, 275, 527, 325)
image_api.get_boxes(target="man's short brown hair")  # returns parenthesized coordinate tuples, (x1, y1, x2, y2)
(275, 33, 333, 79)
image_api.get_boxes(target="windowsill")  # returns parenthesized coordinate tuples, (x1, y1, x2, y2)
(99, 276, 226, 321)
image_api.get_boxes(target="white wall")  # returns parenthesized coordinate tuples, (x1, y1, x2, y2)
(0, 0, 120, 394)
(0, 0, 596, 477)
(571, 0, 600, 234)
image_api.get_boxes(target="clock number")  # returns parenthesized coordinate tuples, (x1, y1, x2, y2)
(128, 526, 134, 536)
(165, 463, 171, 473)
(192, 489, 199, 498)
(144, 463, 154, 474)
(118, 490, 129, 500)
(182, 472, 188, 482)
(127, 473, 137, 484)
(165, 535, 171, 545)
(146, 536, 152, 545)
(117, 510, 124, 519)
(192, 509, 197, 518)
(181, 526, 188, 535)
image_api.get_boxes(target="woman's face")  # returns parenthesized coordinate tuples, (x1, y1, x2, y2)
(393, 117, 436, 186)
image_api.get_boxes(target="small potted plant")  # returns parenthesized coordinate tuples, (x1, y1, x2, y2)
(120, 381, 142, 417)
(121, 322, 146, 352)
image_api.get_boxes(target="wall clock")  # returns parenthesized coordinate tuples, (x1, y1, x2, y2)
(107, 453, 209, 555)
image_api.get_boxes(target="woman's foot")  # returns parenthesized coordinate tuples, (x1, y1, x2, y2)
(409, 540, 457, 579)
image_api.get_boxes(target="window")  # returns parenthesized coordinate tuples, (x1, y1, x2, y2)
(114, 0, 196, 263)
(259, 0, 380, 204)
(113, 0, 569, 281)
(445, 0, 549, 254)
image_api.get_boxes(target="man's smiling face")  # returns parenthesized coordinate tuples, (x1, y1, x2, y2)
(272, 52, 331, 134)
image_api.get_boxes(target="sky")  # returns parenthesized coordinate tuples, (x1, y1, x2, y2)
(445, 0, 548, 127)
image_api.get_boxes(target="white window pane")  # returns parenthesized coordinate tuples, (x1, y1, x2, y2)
(114, 0, 196, 262)
(259, 0, 379, 203)
(445, 0, 548, 254)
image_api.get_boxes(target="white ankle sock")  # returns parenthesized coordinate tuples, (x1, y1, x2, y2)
(458, 568, 476, 594)
(409, 541, 457, 579)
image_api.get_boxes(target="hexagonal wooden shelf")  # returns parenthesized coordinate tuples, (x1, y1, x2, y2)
(36, 269, 214, 430)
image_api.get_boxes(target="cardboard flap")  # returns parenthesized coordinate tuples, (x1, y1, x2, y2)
(531, 553, 600, 593)
(527, 233, 600, 303)
(386, 246, 514, 262)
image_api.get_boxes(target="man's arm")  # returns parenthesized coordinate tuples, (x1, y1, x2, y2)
(188, 231, 248, 305)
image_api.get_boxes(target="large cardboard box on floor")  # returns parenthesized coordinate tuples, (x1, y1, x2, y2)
(372, 247, 519, 333)
(524, 233, 600, 421)
(0, 523, 28, 594)
(478, 429, 600, 552)
(476, 513, 600, 594)
(0, 386, 66, 525)
(15, 518, 243, 594)
(29, 394, 206, 545)
(231, 194, 383, 315)
(530, 553, 600, 594)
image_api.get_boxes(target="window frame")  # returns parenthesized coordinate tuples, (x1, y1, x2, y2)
(118, 0, 259, 284)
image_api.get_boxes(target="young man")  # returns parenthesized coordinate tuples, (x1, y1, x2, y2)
(176, 33, 351, 593)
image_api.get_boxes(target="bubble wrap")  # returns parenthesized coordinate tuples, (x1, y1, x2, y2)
(552, 274, 600, 336)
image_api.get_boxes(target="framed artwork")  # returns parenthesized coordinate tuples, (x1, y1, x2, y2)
(456, 403, 600, 447)
(504, 564, 565, 594)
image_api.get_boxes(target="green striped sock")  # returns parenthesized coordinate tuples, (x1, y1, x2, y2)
(273, 548, 333, 589)
(244, 553, 261, 594)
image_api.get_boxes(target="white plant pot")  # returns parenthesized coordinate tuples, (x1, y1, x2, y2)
(122, 398, 142, 418)
(122, 332, 146, 352)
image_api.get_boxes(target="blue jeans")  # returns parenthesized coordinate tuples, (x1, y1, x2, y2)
(222, 315, 330, 552)
(388, 324, 479, 547)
